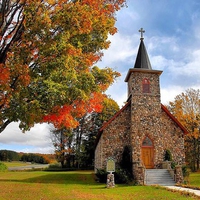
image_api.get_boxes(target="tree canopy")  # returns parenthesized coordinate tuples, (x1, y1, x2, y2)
(0, 0, 125, 132)
(168, 88, 200, 171)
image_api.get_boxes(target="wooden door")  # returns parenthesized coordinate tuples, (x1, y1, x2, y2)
(142, 147, 153, 169)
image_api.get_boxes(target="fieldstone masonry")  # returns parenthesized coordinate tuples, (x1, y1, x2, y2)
(107, 173, 115, 188)
(95, 37, 187, 185)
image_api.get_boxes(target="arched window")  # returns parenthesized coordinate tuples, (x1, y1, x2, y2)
(142, 78, 150, 93)
(142, 136, 153, 147)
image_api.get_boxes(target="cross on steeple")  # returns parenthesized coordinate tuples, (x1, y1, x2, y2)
(139, 28, 145, 40)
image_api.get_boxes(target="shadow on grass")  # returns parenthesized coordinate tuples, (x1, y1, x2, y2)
(0, 172, 103, 186)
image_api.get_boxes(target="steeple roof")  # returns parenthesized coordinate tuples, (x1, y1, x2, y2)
(134, 38, 152, 70)
(125, 28, 162, 82)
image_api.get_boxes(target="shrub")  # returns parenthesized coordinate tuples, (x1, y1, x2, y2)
(95, 168, 133, 184)
(164, 149, 172, 161)
(171, 161, 176, 169)
(95, 168, 107, 183)
(0, 162, 8, 172)
(182, 165, 190, 177)
(115, 168, 132, 184)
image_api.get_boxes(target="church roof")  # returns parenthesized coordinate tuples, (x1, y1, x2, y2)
(124, 29, 163, 82)
(134, 39, 152, 70)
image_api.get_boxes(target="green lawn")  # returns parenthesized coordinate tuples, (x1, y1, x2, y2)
(2, 161, 32, 167)
(188, 171, 200, 187)
(0, 170, 199, 200)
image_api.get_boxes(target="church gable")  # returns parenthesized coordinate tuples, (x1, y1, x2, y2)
(161, 104, 188, 134)
(95, 101, 131, 170)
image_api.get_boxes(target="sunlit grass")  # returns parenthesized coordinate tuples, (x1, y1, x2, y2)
(0, 171, 199, 200)
(2, 161, 32, 167)
(188, 171, 200, 187)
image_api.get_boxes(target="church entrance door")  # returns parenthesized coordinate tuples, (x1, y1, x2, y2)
(141, 137, 154, 169)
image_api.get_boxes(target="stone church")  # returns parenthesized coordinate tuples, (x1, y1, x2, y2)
(94, 29, 188, 184)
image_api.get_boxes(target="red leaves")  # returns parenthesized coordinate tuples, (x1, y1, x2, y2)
(43, 92, 104, 129)
(43, 105, 78, 128)
(0, 64, 10, 86)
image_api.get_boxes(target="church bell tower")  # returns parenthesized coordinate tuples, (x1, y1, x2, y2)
(125, 28, 163, 169)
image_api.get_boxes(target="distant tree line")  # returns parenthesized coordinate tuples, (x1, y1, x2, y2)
(0, 150, 20, 161)
(0, 150, 54, 164)
(20, 153, 48, 164)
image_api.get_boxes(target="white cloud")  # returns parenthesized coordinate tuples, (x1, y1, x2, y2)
(0, 122, 54, 153)
(148, 36, 180, 57)
(161, 86, 185, 105)
(98, 33, 138, 67)
(168, 49, 200, 79)
(151, 55, 170, 70)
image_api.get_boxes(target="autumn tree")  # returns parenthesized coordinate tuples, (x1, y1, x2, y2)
(50, 96, 119, 168)
(0, 0, 125, 133)
(168, 88, 200, 171)
(73, 96, 119, 168)
(50, 128, 74, 168)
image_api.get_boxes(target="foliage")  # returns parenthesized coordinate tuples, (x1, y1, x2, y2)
(115, 168, 132, 184)
(182, 165, 190, 185)
(168, 88, 200, 171)
(51, 96, 119, 168)
(119, 146, 133, 180)
(95, 168, 108, 183)
(95, 168, 132, 184)
(0, 0, 125, 133)
(74, 96, 120, 168)
(182, 165, 190, 178)
(20, 153, 50, 164)
(0, 150, 55, 164)
(50, 127, 74, 168)
(0, 162, 8, 172)
(171, 161, 176, 169)
(164, 149, 172, 161)
(0, 150, 20, 161)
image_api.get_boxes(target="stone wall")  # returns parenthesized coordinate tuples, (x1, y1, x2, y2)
(95, 103, 131, 170)
(95, 69, 185, 184)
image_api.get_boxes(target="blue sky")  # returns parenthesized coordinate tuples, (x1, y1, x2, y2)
(1, 0, 200, 154)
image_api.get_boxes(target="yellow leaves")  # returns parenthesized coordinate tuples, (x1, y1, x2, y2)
(1, 0, 125, 132)
(169, 89, 200, 140)
(47, 0, 56, 5)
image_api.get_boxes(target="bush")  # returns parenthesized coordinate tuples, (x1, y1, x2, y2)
(95, 168, 133, 184)
(164, 149, 172, 161)
(115, 168, 132, 184)
(182, 165, 190, 177)
(95, 168, 107, 183)
(0, 162, 8, 172)
(171, 161, 176, 169)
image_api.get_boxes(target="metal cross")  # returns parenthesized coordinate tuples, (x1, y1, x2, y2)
(139, 28, 145, 40)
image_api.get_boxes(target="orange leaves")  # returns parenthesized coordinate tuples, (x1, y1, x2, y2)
(87, 92, 104, 113)
(0, 0, 124, 133)
(0, 64, 10, 86)
(43, 92, 104, 129)
(43, 105, 79, 129)
(0, 64, 10, 107)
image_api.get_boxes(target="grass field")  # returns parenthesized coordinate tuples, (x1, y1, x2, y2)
(0, 170, 199, 200)
(188, 171, 200, 187)
(2, 161, 32, 167)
